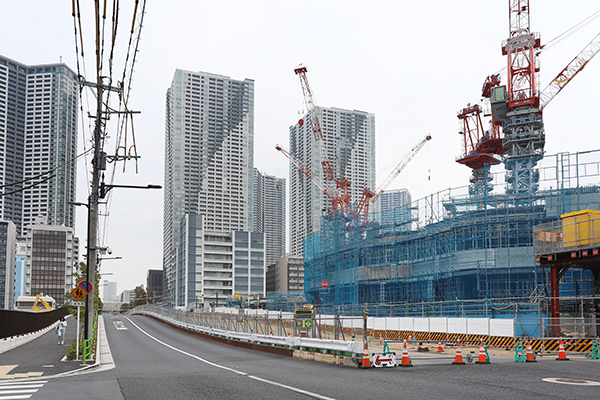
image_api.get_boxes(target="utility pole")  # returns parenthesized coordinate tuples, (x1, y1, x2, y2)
(84, 0, 103, 341)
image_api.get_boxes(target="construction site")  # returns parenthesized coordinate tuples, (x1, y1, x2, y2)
(275, 1, 600, 340)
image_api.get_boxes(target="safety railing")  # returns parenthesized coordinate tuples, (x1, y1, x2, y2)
(82, 311, 98, 365)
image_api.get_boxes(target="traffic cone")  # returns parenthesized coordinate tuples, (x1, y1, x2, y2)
(556, 340, 570, 361)
(525, 340, 536, 362)
(475, 340, 490, 364)
(399, 341, 413, 367)
(452, 340, 465, 365)
(360, 341, 371, 368)
(437, 341, 444, 352)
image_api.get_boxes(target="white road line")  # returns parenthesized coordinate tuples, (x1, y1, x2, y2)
(125, 317, 337, 400)
(0, 385, 43, 390)
(0, 380, 47, 400)
(0, 389, 38, 394)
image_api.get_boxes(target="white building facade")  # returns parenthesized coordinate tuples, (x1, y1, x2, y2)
(163, 70, 255, 304)
(289, 107, 376, 256)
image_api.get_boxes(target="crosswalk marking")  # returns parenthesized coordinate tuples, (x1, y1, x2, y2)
(0, 380, 47, 400)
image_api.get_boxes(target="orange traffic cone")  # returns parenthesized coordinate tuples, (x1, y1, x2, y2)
(525, 340, 536, 362)
(475, 340, 490, 364)
(556, 340, 570, 361)
(437, 341, 444, 352)
(360, 341, 371, 368)
(452, 340, 465, 365)
(399, 340, 413, 367)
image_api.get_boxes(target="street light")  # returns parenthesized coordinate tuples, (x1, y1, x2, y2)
(100, 182, 162, 198)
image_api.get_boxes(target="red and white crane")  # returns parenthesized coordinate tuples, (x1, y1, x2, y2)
(355, 134, 432, 224)
(293, 65, 350, 212)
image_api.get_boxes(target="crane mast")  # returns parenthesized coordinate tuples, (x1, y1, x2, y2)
(294, 65, 336, 183)
(294, 65, 350, 212)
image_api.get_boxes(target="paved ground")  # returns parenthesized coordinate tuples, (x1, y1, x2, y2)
(0, 315, 86, 379)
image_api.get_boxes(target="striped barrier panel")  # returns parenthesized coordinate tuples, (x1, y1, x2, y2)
(368, 330, 597, 353)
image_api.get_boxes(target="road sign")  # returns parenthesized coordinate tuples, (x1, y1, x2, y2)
(71, 286, 88, 301)
(372, 352, 396, 368)
(71, 301, 85, 307)
(320, 280, 329, 289)
(296, 319, 313, 329)
(78, 280, 93, 293)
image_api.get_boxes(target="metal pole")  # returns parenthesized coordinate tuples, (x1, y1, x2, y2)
(76, 305, 80, 360)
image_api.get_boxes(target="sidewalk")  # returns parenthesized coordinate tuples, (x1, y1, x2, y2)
(0, 314, 112, 379)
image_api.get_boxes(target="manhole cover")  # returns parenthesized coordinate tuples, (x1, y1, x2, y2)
(543, 378, 600, 386)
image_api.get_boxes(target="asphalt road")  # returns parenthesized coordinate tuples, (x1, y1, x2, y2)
(15, 314, 600, 399)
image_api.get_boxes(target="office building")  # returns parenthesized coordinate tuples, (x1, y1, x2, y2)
(163, 69, 255, 304)
(24, 220, 75, 305)
(146, 269, 163, 301)
(266, 255, 304, 293)
(14, 241, 26, 306)
(289, 107, 375, 256)
(0, 221, 16, 309)
(176, 214, 265, 307)
(253, 168, 285, 266)
(0, 55, 78, 237)
(102, 280, 118, 303)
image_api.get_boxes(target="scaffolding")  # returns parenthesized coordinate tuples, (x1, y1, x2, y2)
(303, 149, 600, 313)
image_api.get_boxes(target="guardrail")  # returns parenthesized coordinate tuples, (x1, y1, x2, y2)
(132, 307, 364, 357)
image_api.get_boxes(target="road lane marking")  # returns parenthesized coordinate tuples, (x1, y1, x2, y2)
(543, 377, 600, 386)
(113, 321, 128, 330)
(125, 317, 336, 400)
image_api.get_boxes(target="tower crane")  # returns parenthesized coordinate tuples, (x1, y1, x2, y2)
(355, 134, 432, 225)
(457, 2, 600, 197)
(539, 32, 600, 109)
(294, 65, 350, 212)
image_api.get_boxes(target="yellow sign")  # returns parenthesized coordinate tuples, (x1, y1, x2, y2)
(71, 286, 88, 302)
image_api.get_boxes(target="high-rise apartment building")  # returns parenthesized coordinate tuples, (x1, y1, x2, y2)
(289, 107, 376, 256)
(0, 55, 78, 236)
(378, 188, 411, 212)
(253, 168, 285, 267)
(377, 188, 413, 232)
(163, 69, 255, 303)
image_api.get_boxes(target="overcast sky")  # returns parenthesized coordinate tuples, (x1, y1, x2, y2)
(3, 1, 600, 297)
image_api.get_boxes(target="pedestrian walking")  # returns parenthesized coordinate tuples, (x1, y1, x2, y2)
(56, 316, 67, 345)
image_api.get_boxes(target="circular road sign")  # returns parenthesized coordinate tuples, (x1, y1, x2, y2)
(320, 280, 329, 289)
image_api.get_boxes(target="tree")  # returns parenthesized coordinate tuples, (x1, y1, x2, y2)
(133, 285, 147, 307)
(146, 287, 155, 304)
